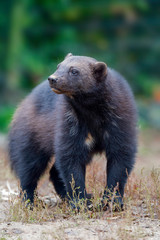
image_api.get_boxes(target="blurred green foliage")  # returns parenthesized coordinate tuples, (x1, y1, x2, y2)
(0, 106, 15, 133)
(0, 0, 160, 132)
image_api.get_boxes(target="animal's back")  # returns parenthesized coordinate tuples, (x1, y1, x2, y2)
(107, 68, 137, 122)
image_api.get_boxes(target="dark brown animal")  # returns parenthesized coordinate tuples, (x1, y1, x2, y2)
(9, 53, 137, 209)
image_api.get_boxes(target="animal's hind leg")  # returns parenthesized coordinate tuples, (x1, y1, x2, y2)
(49, 164, 67, 199)
(14, 147, 50, 204)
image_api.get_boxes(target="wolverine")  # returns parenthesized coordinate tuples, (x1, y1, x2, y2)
(8, 53, 137, 209)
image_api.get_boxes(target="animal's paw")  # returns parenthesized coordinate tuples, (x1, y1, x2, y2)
(101, 195, 124, 212)
(68, 195, 94, 212)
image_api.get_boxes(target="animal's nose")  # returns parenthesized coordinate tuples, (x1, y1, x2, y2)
(48, 76, 58, 84)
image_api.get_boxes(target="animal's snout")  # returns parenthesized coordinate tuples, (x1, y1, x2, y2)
(48, 76, 58, 84)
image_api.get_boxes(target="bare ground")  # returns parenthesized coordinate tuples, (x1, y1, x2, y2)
(0, 129, 160, 240)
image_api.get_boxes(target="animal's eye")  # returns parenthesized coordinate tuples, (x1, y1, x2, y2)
(71, 68, 79, 76)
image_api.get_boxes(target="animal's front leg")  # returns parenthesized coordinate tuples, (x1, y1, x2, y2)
(104, 137, 136, 210)
(55, 154, 89, 209)
(54, 131, 91, 209)
(57, 151, 85, 197)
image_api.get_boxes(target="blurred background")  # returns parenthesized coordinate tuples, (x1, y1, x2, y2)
(0, 0, 160, 134)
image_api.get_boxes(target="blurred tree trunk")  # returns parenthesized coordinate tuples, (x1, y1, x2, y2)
(6, 0, 25, 90)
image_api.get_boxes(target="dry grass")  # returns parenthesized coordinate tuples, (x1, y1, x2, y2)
(2, 158, 160, 224)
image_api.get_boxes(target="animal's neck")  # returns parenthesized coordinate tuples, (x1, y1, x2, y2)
(65, 86, 110, 126)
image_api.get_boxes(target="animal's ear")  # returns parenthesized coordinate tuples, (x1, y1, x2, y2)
(93, 62, 107, 80)
(65, 53, 73, 59)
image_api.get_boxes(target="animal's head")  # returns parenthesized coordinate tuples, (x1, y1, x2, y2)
(48, 53, 107, 96)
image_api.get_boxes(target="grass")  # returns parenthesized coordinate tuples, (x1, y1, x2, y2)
(3, 165, 160, 224)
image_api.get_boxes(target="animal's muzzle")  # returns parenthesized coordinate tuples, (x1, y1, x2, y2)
(48, 76, 58, 85)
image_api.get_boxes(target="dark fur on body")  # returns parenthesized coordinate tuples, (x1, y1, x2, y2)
(9, 54, 137, 207)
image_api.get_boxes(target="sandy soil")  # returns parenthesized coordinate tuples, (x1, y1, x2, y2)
(0, 218, 160, 240)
